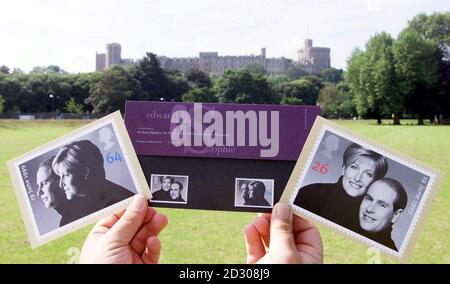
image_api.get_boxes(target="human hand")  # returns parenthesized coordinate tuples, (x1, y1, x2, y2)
(244, 202, 323, 264)
(80, 195, 168, 264)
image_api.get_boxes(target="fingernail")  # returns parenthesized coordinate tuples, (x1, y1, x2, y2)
(132, 195, 146, 210)
(276, 202, 292, 220)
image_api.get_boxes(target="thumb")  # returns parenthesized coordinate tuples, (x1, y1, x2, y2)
(269, 202, 297, 254)
(105, 195, 148, 245)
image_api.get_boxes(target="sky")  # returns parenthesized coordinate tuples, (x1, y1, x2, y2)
(0, 0, 449, 73)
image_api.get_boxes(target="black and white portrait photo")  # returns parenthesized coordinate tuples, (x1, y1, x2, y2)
(288, 124, 437, 257)
(235, 178, 274, 208)
(8, 112, 151, 248)
(150, 174, 189, 204)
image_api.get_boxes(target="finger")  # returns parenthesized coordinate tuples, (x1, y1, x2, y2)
(142, 236, 161, 264)
(105, 195, 148, 245)
(252, 216, 271, 248)
(94, 208, 126, 230)
(293, 216, 323, 261)
(129, 208, 157, 254)
(269, 202, 297, 253)
(292, 215, 316, 235)
(244, 224, 266, 264)
(257, 213, 271, 222)
(131, 212, 168, 254)
(142, 207, 157, 224)
(87, 208, 127, 238)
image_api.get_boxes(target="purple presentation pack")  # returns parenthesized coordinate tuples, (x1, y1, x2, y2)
(125, 101, 320, 212)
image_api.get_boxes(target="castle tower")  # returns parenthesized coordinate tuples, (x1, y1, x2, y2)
(106, 43, 122, 68)
(297, 39, 330, 74)
(261, 48, 267, 70)
(305, 39, 313, 48)
(96, 52, 106, 71)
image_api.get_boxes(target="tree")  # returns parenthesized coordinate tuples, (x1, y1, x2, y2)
(318, 84, 355, 118)
(0, 95, 4, 113)
(346, 33, 400, 124)
(64, 97, 85, 114)
(11, 68, 24, 75)
(132, 53, 171, 101)
(31, 65, 66, 75)
(167, 73, 190, 102)
(280, 96, 303, 105)
(345, 48, 368, 119)
(182, 87, 218, 103)
(393, 29, 440, 125)
(87, 65, 141, 113)
(302, 75, 324, 91)
(0, 66, 9, 74)
(16, 72, 70, 113)
(279, 79, 319, 106)
(408, 12, 450, 122)
(320, 68, 343, 84)
(266, 74, 291, 88)
(286, 66, 308, 80)
(438, 58, 450, 119)
(65, 72, 99, 113)
(216, 70, 278, 104)
(408, 12, 450, 49)
(0, 74, 25, 112)
(185, 68, 212, 88)
(244, 63, 266, 76)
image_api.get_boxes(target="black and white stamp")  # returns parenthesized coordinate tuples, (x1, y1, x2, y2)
(281, 117, 443, 261)
(235, 178, 274, 209)
(7, 111, 151, 248)
(150, 174, 189, 204)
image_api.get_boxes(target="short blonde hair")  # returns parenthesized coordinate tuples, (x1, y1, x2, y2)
(343, 143, 388, 180)
(52, 140, 105, 179)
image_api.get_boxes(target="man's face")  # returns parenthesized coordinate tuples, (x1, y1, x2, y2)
(359, 182, 399, 233)
(162, 178, 171, 191)
(240, 184, 248, 199)
(342, 157, 376, 197)
(170, 183, 181, 200)
(56, 164, 83, 200)
(36, 167, 64, 208)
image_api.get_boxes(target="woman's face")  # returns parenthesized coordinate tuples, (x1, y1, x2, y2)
(342, 157, 376, 197)
(247, 184, 256, 199)
(162, 178, 171, 191)
(56, 164, 85, 200)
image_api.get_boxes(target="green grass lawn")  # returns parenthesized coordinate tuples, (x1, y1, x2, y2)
(0, 119, 448, 264)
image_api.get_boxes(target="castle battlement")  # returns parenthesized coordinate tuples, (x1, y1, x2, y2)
(96, 40, 331, 75)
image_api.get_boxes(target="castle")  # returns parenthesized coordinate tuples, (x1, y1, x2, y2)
(96, 40, 331, 75)
(96, 43, 134, 71)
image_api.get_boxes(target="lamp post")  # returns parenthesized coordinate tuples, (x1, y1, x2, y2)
(49, 94, 54, 118)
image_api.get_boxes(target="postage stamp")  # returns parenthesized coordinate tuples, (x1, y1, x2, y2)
(7, 111, 151, 248)
(234, 178, 274, 209)
(280, 117, 443, 261)
(150, 174, 189, 204)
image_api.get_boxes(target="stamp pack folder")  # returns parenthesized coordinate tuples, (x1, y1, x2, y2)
(125, 101, 320, 212)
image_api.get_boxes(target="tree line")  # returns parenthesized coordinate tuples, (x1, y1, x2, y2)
(0, 12, 448, 125)
(0, 53, 342, 115)
(345, 12, 450, 125)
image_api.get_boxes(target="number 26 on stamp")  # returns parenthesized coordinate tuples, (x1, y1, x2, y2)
(312, 161, 329, 175)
